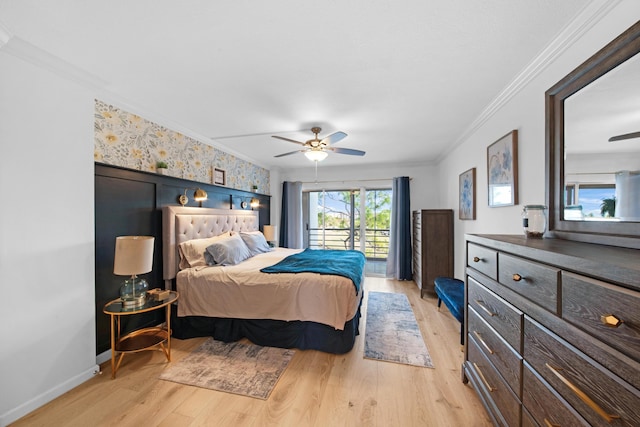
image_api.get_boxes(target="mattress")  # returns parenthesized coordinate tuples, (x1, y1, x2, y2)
(176, 248, 363, 330)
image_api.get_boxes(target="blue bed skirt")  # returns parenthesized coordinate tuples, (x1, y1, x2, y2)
(171, 298, 362, 354)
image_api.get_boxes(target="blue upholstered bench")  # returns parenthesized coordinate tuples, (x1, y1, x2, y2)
(434, 277, 465, 345)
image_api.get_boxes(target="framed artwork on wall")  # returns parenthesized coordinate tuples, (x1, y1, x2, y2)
(459, 167, 476, 220)
(214, 168, 226, 186)
(487, 130, 518, 207)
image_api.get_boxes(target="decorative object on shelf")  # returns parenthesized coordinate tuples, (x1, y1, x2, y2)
(113, 236, 154, 308)
(263, 225, 277, 247)
(178, 188, 208, 206)
(214, 168, 226, 185)
(148, 288, 171, 301)
(459, 167, 476, 220)
(252, 184, 258, 191)
(487, 130, 518, 207)
(522, 205, 547, 238)
(156, 161, 168, 175)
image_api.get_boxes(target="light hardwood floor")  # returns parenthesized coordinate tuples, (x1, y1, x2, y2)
(12, 277, 492, 426)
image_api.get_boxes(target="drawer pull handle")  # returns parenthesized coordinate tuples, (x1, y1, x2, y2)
(545, 363, 620, 423)
(543, 419, 560, 427)
(473, 362, 495, 392)
(473, 331, 494, 354)
(512, 273, 523, 282)
(600, 314, 624, 328)
(473, 256, 481, 263)
(474, 300, 496, 317)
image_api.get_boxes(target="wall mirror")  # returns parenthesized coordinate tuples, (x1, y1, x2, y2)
(546, 20, 640, 249)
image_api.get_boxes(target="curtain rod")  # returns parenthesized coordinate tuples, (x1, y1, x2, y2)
(299, 177, 412, 185)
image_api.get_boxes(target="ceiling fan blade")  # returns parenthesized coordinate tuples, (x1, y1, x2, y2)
(274, 150, 304, 158)
(608, 131, 640, 142)
(329, 147, 366, 156)
(320, 131, 348, 145)
(272, 135, 305, 146)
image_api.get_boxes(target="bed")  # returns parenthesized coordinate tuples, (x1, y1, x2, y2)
(162, 206, 365, 354)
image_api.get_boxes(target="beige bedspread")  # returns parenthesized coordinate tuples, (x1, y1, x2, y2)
(176, 248, 363, 330)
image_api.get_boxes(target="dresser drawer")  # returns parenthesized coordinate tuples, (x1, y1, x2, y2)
(467, 243, 498, 280)
(468, 277, 523, 352)
(468, 337, 521, 427)
(498, 253, 560, 313)
(562, 271, 640, 363)
(524, 317, 640, 426)
(468, 307, 522, 397)
(522, 362, 589, 427)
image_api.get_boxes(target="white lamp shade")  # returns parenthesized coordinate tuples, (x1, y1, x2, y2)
(113, 236, 155, 276)
(263, 225, 277, 241)
(304, 150, 328, 162)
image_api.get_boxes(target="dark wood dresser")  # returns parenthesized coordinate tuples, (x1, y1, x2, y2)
(463, 234, 640, 426)
(412, 209, 453, 297)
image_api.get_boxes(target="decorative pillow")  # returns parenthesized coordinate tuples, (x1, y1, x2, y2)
(178, 232, 232, 269)
(205, 233, 253, 266)
(239, 231, 273, 256)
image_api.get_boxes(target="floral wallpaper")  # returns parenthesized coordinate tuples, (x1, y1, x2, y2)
(94, 99, 270, 194)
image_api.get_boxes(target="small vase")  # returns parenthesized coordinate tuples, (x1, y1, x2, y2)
(157, 168, 168, 175)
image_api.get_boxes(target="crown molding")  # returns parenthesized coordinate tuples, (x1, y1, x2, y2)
(0, 20, 11, 47)
(438, 0, 621, 163)
(0, 35, 108, 90)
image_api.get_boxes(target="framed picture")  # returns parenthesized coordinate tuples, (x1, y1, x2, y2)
(214, 168, 226, 186)
(459, 167, 476, 220)
(487, 130, 518, 207)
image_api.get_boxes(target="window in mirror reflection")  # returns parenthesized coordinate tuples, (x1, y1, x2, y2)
(565, 184, 615, 220)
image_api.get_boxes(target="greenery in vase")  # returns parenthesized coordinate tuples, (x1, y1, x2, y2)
(156, 161, 168, 169)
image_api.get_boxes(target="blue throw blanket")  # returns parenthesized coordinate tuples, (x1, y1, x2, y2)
(261, 248, 366, 294)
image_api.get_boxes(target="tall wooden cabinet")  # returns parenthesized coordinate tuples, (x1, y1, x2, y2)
(464, 234, 640, 426)
(412, 209, 453, 297)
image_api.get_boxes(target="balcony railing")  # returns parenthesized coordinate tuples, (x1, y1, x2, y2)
(308, 227, 389, 260)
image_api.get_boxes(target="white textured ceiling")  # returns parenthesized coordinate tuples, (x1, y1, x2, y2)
(0, 0, 588, 169)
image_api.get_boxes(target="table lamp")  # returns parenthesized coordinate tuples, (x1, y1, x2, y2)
(114, 236, 154, 308)
(263, 225, 277, 247)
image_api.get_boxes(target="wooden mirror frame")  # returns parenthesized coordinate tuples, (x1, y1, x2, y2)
(546, 20, 640, 249)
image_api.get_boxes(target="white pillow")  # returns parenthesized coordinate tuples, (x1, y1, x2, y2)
(178, 232, 232, 269)
(239, 231, 272, 256)
(205, 233, 252, 266)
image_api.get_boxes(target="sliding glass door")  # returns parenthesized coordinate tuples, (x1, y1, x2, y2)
(304, 189, 391, 260)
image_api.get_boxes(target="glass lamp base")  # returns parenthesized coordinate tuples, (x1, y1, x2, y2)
(121, 294, 146, 308)
(120, 277, 149, 308)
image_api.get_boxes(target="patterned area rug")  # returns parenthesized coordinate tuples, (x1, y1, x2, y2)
(364, 291, 434, 368)
(159, 338, 294, 399)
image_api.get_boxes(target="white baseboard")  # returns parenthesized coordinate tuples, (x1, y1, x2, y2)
(96, 349, 112, 366)
(0, 364, 99, 427)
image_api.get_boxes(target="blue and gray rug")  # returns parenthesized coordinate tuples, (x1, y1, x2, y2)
(364, 291, 434, 368)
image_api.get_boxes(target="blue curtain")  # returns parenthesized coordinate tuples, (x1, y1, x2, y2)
(386, 176, 412, 280)
(279, 181, 304, 248)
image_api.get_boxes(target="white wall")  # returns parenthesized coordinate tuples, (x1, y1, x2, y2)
(438, 1, 640, 279)
(0, 47, 97, 425)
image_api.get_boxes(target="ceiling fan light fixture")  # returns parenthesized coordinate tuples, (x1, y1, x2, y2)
(304, 150, 328, 162)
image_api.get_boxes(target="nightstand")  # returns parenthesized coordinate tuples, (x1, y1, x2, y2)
(103, 291, 179, 379)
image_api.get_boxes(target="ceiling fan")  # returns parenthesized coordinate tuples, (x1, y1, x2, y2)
(608, 131, 640, 142)
(272, 127, 365, 161)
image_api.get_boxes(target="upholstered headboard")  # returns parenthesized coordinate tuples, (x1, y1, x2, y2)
(162, 206, 259, 287)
